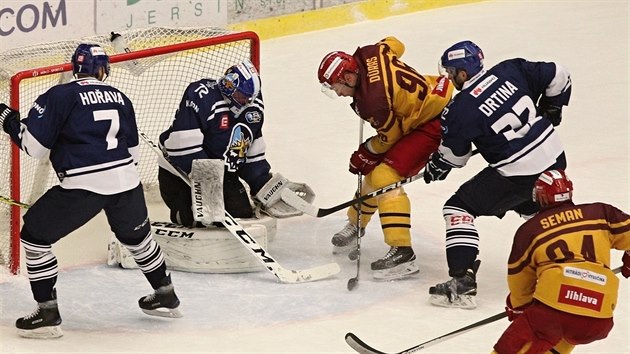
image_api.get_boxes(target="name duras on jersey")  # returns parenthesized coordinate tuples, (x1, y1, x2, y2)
(470, 75, 518, 117)
(366, 56, 381, 83)
(79, 89, 125, 106)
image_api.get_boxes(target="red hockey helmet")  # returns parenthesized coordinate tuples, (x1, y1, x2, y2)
(533, 169, 573, 208)
(317, 51, 358, 87)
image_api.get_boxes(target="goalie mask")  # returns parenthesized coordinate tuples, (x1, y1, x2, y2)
(71, 44, 110, 79)
(219, 60, 261, 108)
(533, 169, 573, 209)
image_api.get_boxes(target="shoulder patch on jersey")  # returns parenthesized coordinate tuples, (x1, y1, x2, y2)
(432, 76, 450, 97)
(470, 75, 498, 98)
(245, 111, 261, 124)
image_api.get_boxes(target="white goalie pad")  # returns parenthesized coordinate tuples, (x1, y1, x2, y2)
(255, 173, 316, 218)
(107, 216, 278, 273)
(190, 159, 225, 224)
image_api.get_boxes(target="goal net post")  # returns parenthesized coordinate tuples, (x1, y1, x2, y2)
(0, 27, 260, 274)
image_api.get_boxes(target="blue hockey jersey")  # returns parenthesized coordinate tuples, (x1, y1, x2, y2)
(159, 78, 271, 194)
(438, 58, 572, 176)
(5, 78, 141, 195)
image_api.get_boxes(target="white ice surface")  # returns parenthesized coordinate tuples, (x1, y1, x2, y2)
(1, 1, 628, 353)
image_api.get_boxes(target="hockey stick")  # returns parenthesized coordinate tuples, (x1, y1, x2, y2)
(345, 266, 623, 354)
(0, 195, 31, 209)
(138, 130, 340, 283)
(281, 150, 479, 218)
(347, 119, 364, 291)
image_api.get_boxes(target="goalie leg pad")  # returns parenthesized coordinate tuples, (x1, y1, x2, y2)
(108, 217, 278, 272)
(151, 221, 267, 273)
(190, 159, 225, 224)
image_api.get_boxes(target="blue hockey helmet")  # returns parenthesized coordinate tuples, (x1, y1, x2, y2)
(71, 44, 110, 78)
(219, 60, 261, 108)
(440, 40, 484, 77)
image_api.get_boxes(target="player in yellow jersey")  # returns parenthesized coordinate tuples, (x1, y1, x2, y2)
(317, 37, 453, 280)
(493, 169, 630, 353)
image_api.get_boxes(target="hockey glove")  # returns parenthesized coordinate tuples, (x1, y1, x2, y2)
(0, 103, 20, 134)
(349, 142, 383, 175)
(622, 250, 630, 279)
(539, 103, 562, 126)
(505, 295, 531, 322)
(423, 153, 452, 184)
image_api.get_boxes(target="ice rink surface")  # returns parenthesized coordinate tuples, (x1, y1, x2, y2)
(1, 0, 628, 353)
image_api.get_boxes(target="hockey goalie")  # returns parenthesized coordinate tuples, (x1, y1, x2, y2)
(108, 60, 314, 273)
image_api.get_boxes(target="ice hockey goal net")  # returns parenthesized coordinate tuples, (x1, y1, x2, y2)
(0, 27, 260, 274)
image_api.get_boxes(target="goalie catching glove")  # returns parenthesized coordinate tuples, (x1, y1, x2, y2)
(255, 173, 315, 218)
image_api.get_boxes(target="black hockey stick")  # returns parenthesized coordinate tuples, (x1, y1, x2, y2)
(347, 119, 365, 292)
(281, 149, 479, 217)
(345, 266, 623, 354)
(138, 130, 340, 283)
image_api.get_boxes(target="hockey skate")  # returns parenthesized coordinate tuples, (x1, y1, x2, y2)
(428, 260, 480, 309)
(16, 290, 63, 339)
(371, 246, 419, 280)
(331, 222, 365, 260)
(138, 274, 182, 318)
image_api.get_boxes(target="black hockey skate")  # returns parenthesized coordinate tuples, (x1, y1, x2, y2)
(138, 274, 182, 318)
(331, 222, 364, 260)
(16, 290, 63, 339)
(371, 246, 419, 280)
(429, 260, 481, 309)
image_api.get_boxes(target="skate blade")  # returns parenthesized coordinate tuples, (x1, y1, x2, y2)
(141, 307, 183, 318)
(17, 325, 63, 339)
(428, 294, 477, 309)
(372, 261, 420, 281)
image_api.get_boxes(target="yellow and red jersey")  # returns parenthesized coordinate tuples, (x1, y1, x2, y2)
(350, 37, 453, 154)
(507, 202, 630, 318)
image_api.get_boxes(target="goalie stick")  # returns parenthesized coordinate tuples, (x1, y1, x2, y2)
(281, 150, 479, 218)
(138, 130, 340, 283)
(345, 266, 623, 354)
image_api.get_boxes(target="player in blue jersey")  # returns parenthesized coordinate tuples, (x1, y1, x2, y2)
(423, 40, 572, 309)
(158, 60, 313, 227)
(0, 44, 181, 339)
